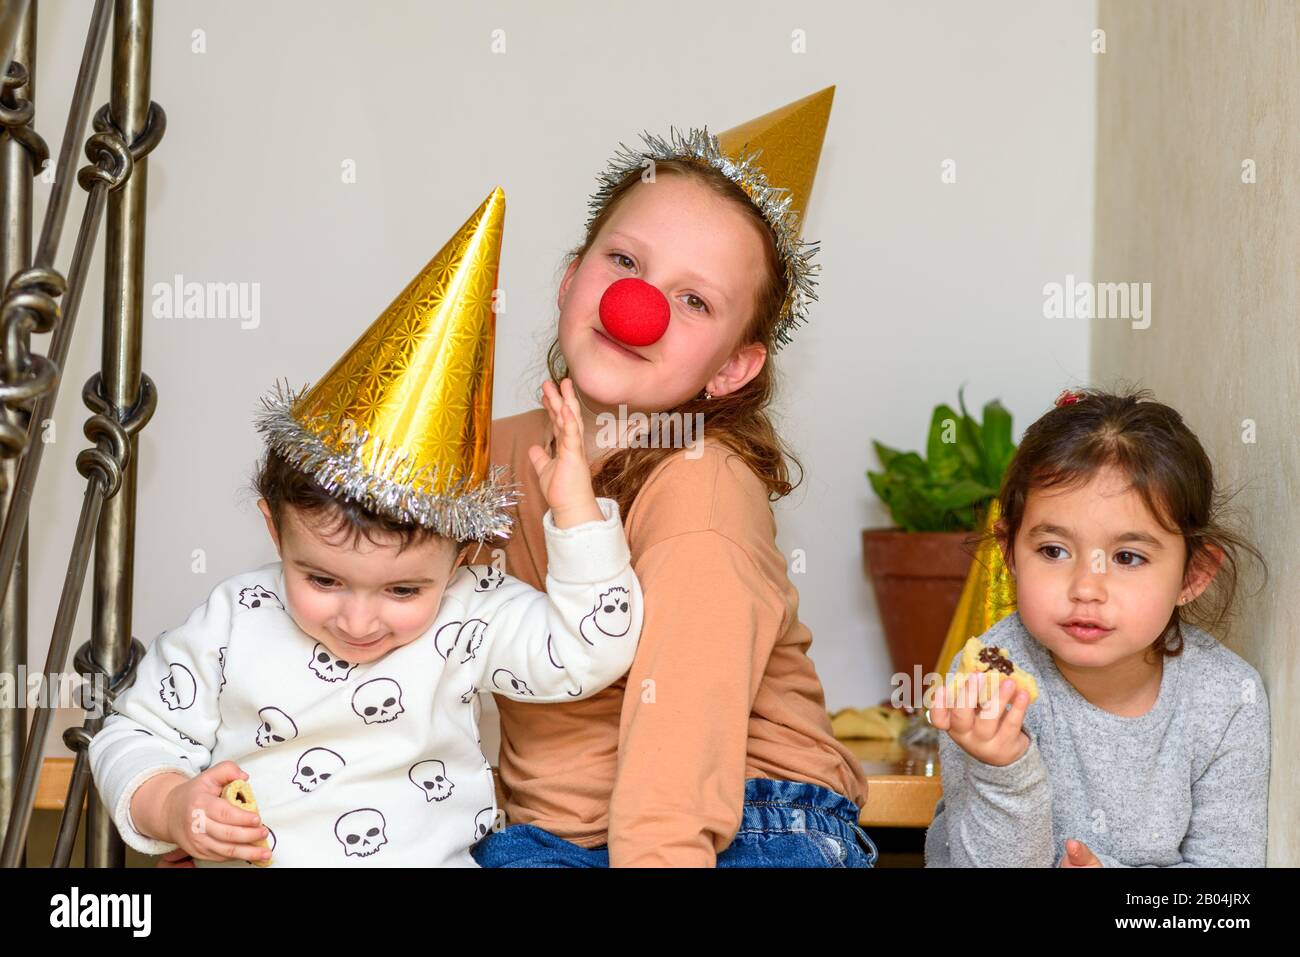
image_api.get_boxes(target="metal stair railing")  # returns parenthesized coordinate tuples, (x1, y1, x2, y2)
(0, 0, 164, 868)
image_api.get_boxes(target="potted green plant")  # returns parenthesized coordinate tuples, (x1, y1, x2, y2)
(863, 387, 1016, 678)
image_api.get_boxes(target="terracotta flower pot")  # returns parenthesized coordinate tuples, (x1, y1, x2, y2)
(861, 528, 974, 678)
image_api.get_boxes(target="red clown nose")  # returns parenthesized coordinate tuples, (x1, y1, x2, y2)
(598, 277, 670, 347)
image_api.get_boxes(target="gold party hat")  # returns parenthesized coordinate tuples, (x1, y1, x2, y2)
(254, 187, 519, 541)
(715, 86, 834, 239)
(587, 85, 835, 349)
(935, 499, 1018, 678)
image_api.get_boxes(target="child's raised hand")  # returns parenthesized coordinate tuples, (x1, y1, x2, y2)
(527, 378, 602, 529)
(929, 672, 1032, 767)
(155, 761, 272, 864)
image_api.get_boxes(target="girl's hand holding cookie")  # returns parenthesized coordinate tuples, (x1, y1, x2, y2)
(528, 378, 602, 529)
(929, 672, 1032, 767)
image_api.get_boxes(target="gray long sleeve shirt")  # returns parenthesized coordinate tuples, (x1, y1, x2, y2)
(924, 611, 1270, 867)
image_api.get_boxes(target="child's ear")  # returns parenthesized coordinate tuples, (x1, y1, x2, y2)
(707, 340, 767, 398)
(556, 257, 580, 312)
(257, 499, 281, 553)
(1182, 542, 1225, 603)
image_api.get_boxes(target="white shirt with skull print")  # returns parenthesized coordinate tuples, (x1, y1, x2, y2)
(88, 497, 641, 866)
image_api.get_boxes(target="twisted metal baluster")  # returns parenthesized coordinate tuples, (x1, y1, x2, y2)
(0, 0, 41, 862)
(81, 0, 160, 869)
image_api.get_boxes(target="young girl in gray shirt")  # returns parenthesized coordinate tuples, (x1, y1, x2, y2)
(925, 388, 1270, 867)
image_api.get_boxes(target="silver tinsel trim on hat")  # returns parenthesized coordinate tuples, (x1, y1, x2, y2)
(253, 380, 521, 543)
(587, 125, 821, 350)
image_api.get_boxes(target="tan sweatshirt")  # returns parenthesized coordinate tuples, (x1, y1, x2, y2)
(469, 408, 868, 866)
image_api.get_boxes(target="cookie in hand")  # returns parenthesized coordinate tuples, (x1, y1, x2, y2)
(948, 636, 1039, 705)
(221, 778, 272, 867)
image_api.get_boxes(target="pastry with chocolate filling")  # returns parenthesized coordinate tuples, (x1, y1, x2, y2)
(949, 636, 1039, 705)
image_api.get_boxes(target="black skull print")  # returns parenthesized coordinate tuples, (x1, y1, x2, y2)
(579, 586, 633, 644)
(409, 760, 455, 802)
(460, 564, 506, 591)
(237, 584, 284, 610)
(293, 747, 345, 792)
(434, 618, 489, 664)
(254, 706, 299, 748)
(351, 678, 404, 724)
(158, 663, 196, 710)
(334, 808, 387, 858)
(491, 669, 534, 696)
(308, 642, 357, 682)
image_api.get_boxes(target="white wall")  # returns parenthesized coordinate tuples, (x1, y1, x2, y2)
(23, 0, 1096, 758)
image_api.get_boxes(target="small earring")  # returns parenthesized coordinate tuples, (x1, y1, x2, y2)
(703, 390, 712, 401)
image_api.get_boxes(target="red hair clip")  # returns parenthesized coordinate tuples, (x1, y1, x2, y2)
(1055, 389, 1083, 407)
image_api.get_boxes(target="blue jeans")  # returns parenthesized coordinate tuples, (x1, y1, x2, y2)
(471, 777, 879, 867)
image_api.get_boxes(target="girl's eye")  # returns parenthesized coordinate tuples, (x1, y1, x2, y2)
(610, 252, 634, 270)
(307, 575, 337, 589)
(1038, 545, 1069, 561)
(390, 586, 422, 599)
(1113, 550, 1147, 567)
(682, 293, 709, 314)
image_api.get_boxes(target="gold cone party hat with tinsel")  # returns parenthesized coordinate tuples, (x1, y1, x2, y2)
(254, 187, 518, 542)
(935, 498, 1018, 678)
(587, 85, 835, 350)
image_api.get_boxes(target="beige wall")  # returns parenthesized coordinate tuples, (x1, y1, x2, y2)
(1092, 0, 1298, 866)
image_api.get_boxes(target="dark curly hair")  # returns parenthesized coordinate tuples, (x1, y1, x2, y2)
(249, 444, 458, 557)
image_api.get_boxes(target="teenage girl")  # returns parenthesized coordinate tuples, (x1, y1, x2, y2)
(470, 148, 877, 867)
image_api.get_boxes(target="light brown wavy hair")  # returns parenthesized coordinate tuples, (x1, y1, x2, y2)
(546, 158, 804, 517)
(984, 386, 1267, 656)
